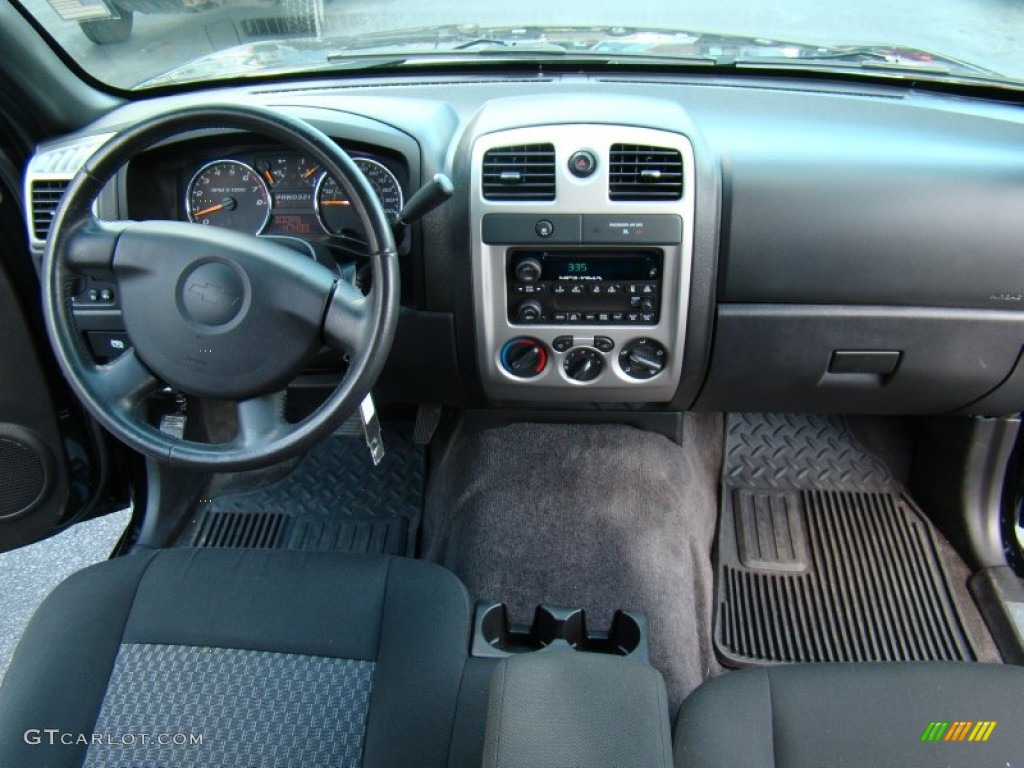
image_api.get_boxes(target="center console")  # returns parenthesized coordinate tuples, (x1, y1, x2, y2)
(481, 651, 673, 768)
(471, 125, 696, 402)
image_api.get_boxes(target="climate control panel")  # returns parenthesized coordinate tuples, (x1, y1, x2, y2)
(499, 335, 668, 386)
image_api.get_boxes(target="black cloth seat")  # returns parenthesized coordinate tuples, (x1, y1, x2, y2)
(674, 662, 1024, 768)
(0, 548, 472, 767)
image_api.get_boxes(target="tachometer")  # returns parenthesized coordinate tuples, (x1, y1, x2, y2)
(187, 159, 272, 234)
(315, 158, 403, 238)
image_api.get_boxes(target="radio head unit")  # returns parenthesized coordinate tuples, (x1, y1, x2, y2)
(507, 249, 663, 325)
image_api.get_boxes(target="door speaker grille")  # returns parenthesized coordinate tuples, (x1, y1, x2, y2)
(0, 437, 46, 518)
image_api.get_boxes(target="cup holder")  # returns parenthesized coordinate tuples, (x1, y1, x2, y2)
(471, 600, 649, 661)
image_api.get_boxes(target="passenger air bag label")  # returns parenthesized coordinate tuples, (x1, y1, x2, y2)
(582, 214, 682, 244)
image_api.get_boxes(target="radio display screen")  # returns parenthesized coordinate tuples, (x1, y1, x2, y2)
(515, 250, 661, 281)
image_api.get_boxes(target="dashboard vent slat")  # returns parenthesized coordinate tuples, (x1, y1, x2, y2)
(609, 144, 683, 201)
(31, 179, 71, 241)
(482, 144, 555, 201)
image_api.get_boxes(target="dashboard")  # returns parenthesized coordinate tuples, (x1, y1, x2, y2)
(22, 75, 1024, 416)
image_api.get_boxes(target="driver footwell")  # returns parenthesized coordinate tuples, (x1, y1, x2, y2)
(177, 430, 424, 556)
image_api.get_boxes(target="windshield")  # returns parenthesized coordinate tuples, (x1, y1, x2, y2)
(12, 0, 1024, 90)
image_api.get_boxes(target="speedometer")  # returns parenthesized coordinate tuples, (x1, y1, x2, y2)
(315, 158, 404, 238)
(187, 159, 272, 234)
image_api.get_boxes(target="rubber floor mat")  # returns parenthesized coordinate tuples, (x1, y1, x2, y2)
(183, 431, 423, 556)
(716, 414, 978, 666)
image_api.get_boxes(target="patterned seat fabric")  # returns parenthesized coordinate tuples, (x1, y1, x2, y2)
(0, 549, 472, 768)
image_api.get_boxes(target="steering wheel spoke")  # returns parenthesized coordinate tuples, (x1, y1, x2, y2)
(65, 215, 130, 272)
(84, 348, 162, 413)
(323, 278, 372, 355)
(232, 392, 289, 448)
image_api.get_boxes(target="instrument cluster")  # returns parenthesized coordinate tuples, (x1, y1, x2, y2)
(183, 151, 405, 242)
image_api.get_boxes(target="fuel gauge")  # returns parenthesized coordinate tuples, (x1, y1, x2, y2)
(254, 156, 288, 188)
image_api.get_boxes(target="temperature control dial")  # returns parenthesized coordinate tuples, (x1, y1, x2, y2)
(564, 348, 603, 382)
(501, 337, 548, 378)
(619, 339, 667, 379)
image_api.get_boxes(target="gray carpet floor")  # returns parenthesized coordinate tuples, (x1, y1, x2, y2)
(423, 416, 724, 714)
(0, 508, 131, 685)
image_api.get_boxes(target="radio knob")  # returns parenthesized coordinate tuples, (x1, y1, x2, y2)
(620, 339, 667, 379)
(564, 348, 603, 382)
(514, 257, 542, 283)
(516, 299, 543, 323)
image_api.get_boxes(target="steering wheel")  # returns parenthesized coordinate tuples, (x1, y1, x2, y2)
(42, 105, 399, 471)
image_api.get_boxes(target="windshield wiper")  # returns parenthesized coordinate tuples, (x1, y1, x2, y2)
(324, 49, 717, 68)
(325, 48, 566, 63)
(453, 38, 510, 50)
(732, 46, 999, 79)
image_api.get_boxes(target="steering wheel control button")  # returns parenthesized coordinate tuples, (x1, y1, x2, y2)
(563, 347, 603, 382)
(535, 219, 554, 238)
(552, 335, 574, 353)
(86, 331, 131, 361)
(568, 150, 597, 178)
(501, 337, 548, 378)
(620, 339, 667, 379)
(593, 336, 615, 353)
(75, 278, 117, 305)
(180, 261, 247, 327)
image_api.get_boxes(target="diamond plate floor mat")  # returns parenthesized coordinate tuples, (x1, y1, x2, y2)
(715, 413, 978, 666)
(180, 431, 424, 556)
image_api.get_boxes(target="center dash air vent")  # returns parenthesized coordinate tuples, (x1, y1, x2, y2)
(482, 144, 555, 201)
(31, 179, 70, 241)
(609, 144, 682, 201)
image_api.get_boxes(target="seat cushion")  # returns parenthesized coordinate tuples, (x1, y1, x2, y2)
(0, 549, 471, 768)
(674, 662, 1024, 768)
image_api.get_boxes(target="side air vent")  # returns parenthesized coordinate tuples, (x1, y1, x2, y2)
(609, 144, 683, 201)
(482, 144, 556, 201)
(31, 179, 71, 241)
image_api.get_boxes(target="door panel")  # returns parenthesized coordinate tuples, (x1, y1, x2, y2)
(0, 150, 70, 552)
